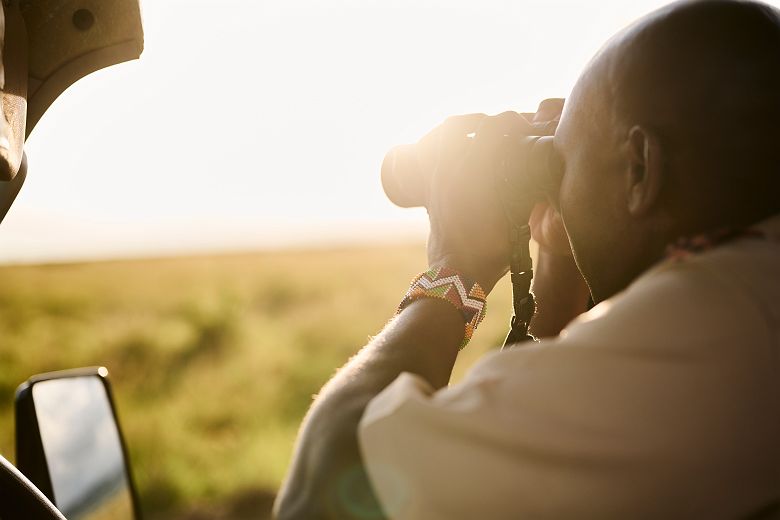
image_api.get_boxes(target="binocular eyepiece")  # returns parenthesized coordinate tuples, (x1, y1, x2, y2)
(381, 134, 561, 210)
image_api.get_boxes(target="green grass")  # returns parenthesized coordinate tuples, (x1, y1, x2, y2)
(0, 245, 514, 518)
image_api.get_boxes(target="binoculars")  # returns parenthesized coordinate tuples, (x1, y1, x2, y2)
(381, 133, 561, 215)
(381, 125, 563, 346)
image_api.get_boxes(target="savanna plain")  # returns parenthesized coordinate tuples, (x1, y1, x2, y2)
(0, 245, 514, 519)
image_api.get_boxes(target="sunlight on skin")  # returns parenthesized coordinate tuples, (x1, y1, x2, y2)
(2, 0, 767, 263)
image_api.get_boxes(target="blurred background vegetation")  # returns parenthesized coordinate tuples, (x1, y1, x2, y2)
(0, 244, 514, 519)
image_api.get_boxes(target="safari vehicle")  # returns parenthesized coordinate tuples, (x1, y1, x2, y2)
(0, 1, 145, 518)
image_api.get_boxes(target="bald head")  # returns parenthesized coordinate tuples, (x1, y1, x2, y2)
(611, 0, 780, 211)
(554, 0, 780, 301)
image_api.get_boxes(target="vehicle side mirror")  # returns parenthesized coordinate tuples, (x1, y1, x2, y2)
(15, 367, 142, 520)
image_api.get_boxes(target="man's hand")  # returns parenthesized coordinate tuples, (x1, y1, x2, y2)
(415, 111, 537, 292)
(525, 100, 592, 337)
(529, 202, 572, 255)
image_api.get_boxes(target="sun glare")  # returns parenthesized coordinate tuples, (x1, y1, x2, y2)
(0, 0, 746, 263)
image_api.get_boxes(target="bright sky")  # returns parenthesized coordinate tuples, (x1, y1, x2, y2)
(1, 0, 770, 263)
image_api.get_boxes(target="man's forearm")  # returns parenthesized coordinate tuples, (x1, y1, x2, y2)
(273, 298, 465, 519)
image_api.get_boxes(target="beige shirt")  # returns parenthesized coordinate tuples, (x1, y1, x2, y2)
(359, 215, 780, 519)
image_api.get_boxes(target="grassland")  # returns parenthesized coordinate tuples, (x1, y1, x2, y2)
(0, 245, 514, 518)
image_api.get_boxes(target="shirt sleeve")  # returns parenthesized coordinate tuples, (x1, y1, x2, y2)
(357, 259, 778, 520)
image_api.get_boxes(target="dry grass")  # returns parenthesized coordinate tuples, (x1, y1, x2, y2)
(0, 245, 513, 518)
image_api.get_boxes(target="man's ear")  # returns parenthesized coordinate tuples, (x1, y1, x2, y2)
(625, 125, 664, 216)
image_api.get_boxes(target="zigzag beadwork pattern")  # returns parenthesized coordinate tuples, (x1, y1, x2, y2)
(398, 266, 487, 350)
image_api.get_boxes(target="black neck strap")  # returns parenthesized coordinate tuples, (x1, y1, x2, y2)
(502, 223, 535, 349)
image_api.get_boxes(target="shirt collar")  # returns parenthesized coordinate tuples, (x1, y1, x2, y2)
(665, 212, 780, 261)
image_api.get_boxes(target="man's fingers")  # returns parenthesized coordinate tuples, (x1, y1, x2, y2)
(532, 119, 559, 136)
(425, 113, 487, 146)
(532, 98, 565, 136)
(420, 110, 541, 196)
(412, 113, 486, 180)
(415, 113, 486, 155)
(528, 202, 551, 240)
(533, 98, 565, 123)
(529, 202, 572, 256)
(470, 111, 533, 162)
(476, 111, 533, 138)
(424, 103, 562, 149)
(442, 113, 488, 134)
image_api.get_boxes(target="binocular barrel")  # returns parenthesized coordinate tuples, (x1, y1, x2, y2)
(381, 135, 559, 209)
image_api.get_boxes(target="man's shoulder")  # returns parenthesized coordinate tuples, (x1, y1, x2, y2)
(555, 233, 779, 359)
(473, 234, 780, 384)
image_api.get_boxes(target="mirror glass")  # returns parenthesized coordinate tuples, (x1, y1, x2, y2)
(32, 375, 134, 520)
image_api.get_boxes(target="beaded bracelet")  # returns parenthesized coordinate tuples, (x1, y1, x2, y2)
(397, 266, 487, 350)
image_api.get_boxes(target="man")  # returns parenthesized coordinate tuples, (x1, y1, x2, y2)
(274, 0, 780, 518)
